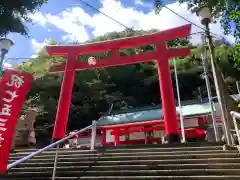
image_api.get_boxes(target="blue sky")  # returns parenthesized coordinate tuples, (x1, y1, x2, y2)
(4, 0, 234, 67)
(6, 0, 155, 64)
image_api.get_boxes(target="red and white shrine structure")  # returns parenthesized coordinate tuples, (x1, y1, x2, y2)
(67, 101, 223, 147)
(99, 103, 210, 146)
(47, 24, 192, 144)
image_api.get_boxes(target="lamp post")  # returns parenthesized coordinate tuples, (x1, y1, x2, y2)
(200, 34, 219, 142)
(196, 7, 232, 145)
(0, 38, 14, 69)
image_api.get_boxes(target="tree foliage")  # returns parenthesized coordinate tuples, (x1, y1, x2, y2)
(154, 0, 240, 42)
(0, 0, 47, 36)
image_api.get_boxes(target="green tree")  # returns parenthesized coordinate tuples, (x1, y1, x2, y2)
(0, 0, 47, 36)
(20, 29, 240, 138)
(153, 0, 240, 42)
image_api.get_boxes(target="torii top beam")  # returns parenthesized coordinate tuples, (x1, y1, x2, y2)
(46, 24, 191, 72)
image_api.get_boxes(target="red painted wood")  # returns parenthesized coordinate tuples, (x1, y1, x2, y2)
(52, 55, 77, 140)
(46, 24, 191, 56)
(104, 128, 205, 146)
(113, 129, 120, 146)
(101, 128, 107, 145)
(101, 115, 209, 130)
(198, 116, 207, 129)
(156, 43, 179, 136)
(47, 24, 192, 142)
(104, 138, 162, 146)
(49, 51, 156, 72)
(109, 126, 205, 137)
(110, 126, 165, 135)
(102, 120, 165, 129)
(49, 48, 190, 72)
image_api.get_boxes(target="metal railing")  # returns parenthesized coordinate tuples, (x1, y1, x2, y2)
(7, 120, 98, 180)
(230, 111, 240, 147)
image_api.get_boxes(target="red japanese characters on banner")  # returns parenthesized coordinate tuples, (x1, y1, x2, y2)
(0, 69, 32, 174)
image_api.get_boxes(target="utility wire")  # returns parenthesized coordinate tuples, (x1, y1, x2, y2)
(5, 56, 65, 61)
(4, 31, 208, 62)
(0, 33, 205, 64)
(78, 0, 224, 39)
(78, 0, 134, 32)
(160, 3, 225, 39)
(6, 1, 226, 62)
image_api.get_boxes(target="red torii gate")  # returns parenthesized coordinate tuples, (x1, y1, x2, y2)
(46, 24, 191, 144)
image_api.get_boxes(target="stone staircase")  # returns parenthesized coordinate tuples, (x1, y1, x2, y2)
(1, 142, 240, 179)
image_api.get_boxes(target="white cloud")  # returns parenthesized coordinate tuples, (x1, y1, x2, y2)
(30, 0, 234, 44)
(30, 54, 38, 58)
(30, 12, 48, 27)
(31, 38, 50, 57)
(135, 0, 153, 7)
(30, 8, 91, 42)
(3, 62, 12, 69)
(31, 39, 47, 53)
(135, 0, 144, 5)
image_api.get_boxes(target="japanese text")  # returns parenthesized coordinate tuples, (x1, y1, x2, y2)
(7, 74, 24, 88)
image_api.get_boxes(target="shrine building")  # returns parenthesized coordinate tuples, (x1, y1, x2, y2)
(69, 95, 239, 148)
(97, 100, 221, 146)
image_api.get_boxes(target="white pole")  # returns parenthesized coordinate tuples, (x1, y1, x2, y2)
(90, 120, 97, 150)
(205, 23, 232, 145)
(201, 40, 219, 142)
(236, 81, 240, 94)
(52, 144, 59, 180)
(173, 58, 186, 143)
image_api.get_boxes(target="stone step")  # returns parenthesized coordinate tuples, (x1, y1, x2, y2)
(12, 142, 223, 153)
(9, 158, 240, 167)
(10, 145, 224, 157)
(109, 142, 225, 150)
(71, 176, 240, 180)
(11, 149, 95, 156)
(9, 149, 233, 159)
(1, 176, 240, 180)
(9, 163, 240, 172)
(8, 153, 240, 163)
(4, 169, 240, 177)
(3, 143, 236, 180)
(103, 146, 224, 152)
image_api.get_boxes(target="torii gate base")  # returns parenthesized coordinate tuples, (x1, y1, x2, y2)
(46, 24, 191, 144)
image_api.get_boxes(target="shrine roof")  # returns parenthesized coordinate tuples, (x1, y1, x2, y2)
(98, 101, 213, 126)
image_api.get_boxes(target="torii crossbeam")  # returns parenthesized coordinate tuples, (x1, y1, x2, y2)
(46, 24, 191, 144)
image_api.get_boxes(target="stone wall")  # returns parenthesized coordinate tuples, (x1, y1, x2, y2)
(11, 109, 37, 149)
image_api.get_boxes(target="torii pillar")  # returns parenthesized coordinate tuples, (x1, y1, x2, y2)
(46, 24, 191, 144)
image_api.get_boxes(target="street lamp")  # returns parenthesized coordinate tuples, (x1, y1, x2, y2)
(196, 7, 212, 25)
(200, 34, 219, 142)
(0, 38, 14, 69)
(196, 7, 232, 145)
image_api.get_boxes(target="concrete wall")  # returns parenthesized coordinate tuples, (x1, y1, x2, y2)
(12, 109, 37, 148)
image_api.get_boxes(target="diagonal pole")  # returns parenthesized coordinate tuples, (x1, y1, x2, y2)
(173, 58, 186, 143)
